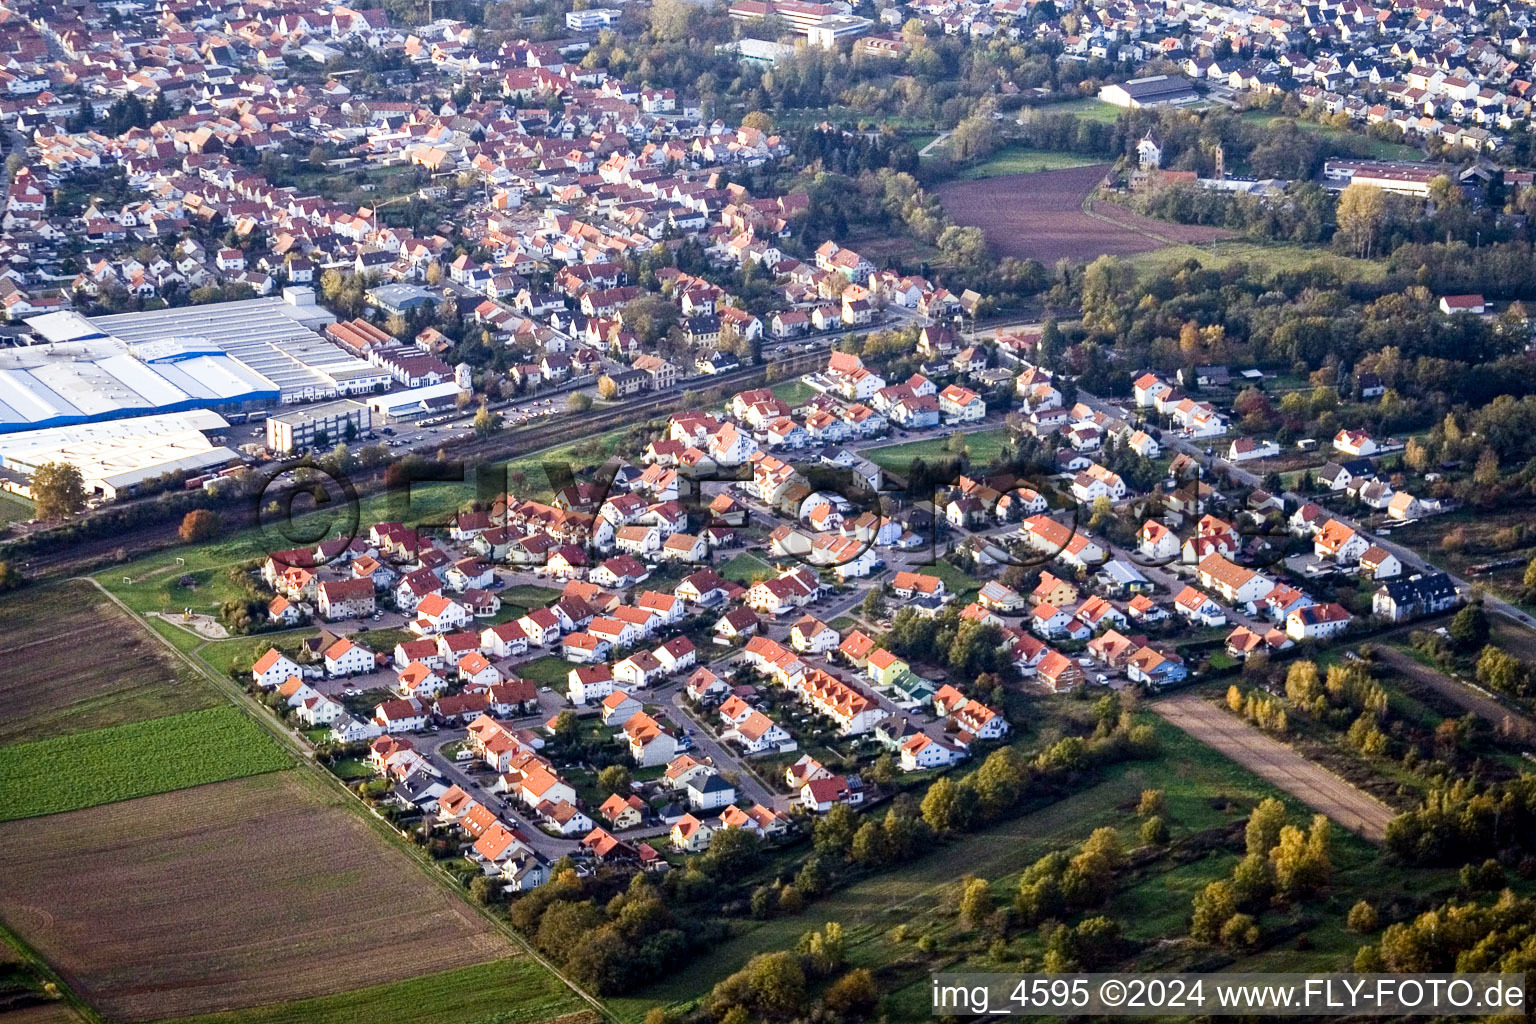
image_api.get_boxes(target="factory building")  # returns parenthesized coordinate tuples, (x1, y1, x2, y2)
(0, 410, 239, 501)
(266, 400, 372, 455)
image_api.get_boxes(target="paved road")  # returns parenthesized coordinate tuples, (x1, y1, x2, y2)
(1151, 692, 1396, 841)
(1064, 383, 1536, 632)
(665, 687, 784, 811)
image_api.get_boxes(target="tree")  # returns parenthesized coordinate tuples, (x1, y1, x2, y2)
(860, 584, 885, 620)
(1138, 789, 1166, 817)
(958, 876, 993, 929)
(597, 377, 619, 400)
(1271, 815, 1332, 898)
(1245, 798, 1288, 856)
(597, 764, 633, 794)
(178, 508, 221, 543)
(1284, 661, 1322, 709)
(1139, 815, 1169, 846)
(949, 103, 999, 163)
(744, 951, 805, 1018)
(922, 776, 959, 833)
(1475, 646, 1530, 697)
(824, 969, 879, 1017)
(1190, 880, 1237, 942)
(567, 392, 593, 413)
(474, 402, 499, 438)
(551, 709, 580, 743)
(972, 747, 1028, 815)
(1335, 182, 1389, 258)
(741, 111, 774, 133)
(0, 561, 23, 593)
(30, 462, 87, 519)
(1449, 605, 1490, 650)
(1346, 900, 1379, 934)
(649, 0, 694, 38)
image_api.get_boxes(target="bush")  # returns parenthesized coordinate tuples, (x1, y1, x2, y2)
(1346, 899, 1379, 934)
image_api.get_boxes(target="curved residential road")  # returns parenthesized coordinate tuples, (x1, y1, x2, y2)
(1151, 693, 1396, 841)
(1065, 387, 1536, 633)
(74, 577, 620, 1024)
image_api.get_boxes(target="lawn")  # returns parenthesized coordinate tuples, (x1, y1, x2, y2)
(164, 958, 589, 1024)
(720, 550, 774, 584)
(0, 580, 220, 746)
(921, 557, 983, 604)
(0, 706, 291, 820)
(771, 380, 818, 406)
(1239, 113, 1423, 162)
(516, 656, 573, 688)
(1124, 239, 1388, 284)
(954, 145, 1103, 180)
(1030, 97, 1126, 125)
(863, 428, 1011, 474)
(501, 584, 562, 613)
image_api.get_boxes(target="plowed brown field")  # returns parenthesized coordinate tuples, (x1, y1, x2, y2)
(937, 164, 1227, 262)
(0, 771, 512, 1022)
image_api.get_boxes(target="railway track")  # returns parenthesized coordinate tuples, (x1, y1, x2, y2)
(6, 347, 831, 581)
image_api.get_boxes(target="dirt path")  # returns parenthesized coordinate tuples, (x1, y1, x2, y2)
(1374, 647, 1536, 744)
(1151, 693, 1396, 841)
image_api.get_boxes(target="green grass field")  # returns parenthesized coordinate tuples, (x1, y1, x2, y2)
(1239, 113, 1422, 162)
(516, 656, 573, 688)
(0, 488, 33, 527)
(1030, 97, 1125, 125)
(0, 706, 292, 821)
(863, 428, 1011, 473)
(1124, 239, 1388, 284)
(161, 956, 587, 1024)
(954, 145, 1103, 180)
(770, 380, 818, 406)
(610, 716, 1427, 1022)
(720, 550, 774, 584)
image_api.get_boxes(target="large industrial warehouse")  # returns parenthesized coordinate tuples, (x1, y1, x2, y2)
(0, 410, 240, 500)
(0, 312, 280, 433)
(5, 288, 392, 435)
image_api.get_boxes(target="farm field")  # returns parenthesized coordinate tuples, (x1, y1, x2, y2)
(0, 706, 291, 821)
(164, 959, 593, 1024)
(611, 718, 1395, 1022)
(862, 428, 1010, 473)
(1149, 693, 1395, 840)
(0, 770, 517, 1022)
(940, 145, 1103, 179)
(0, 581, 219, 746)
(937, 165, 1224, 263)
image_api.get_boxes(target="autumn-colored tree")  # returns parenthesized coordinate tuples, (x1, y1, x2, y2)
(1245, 797, 1289, 857)
(178, 508, 221, 543)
